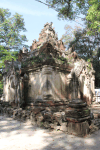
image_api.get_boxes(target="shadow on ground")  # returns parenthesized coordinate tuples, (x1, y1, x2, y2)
(0, 115, 100, 150)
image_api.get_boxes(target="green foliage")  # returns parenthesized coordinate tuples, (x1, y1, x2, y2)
(46, 0, 89, 20)
(37, 46, 41, 49)
(32, 56, 43, 63)
(86, 0, 100, 35)
(0, 45, 18, 68)
(21, 52, 68, 68)
(0, 80, 3, 89)
(21, 55, 44, 68)
(0, 8, 28, 69)
(0, 8, 27, 50)
(45, 0, 100, 35)
(58, 56, 67, 62)
(87, 58, 91, 62)
(21, 62, 28, 68)
(62, 24, 100, 87)
(62, 24, 82, 49)
(0, 8, 28, 92)
(0, 79, 3, 95)
(15, 72, 19, 76)
(53, 55, 68, 64)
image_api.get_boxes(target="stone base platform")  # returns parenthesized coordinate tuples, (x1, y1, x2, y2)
(0, 99, 93, 137)
(68, 121, 89, 136)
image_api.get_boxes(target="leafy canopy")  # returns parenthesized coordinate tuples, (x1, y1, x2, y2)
(0, 8, 28, 50)
(62, 25, 100, 86)
(0, 8, 28, 93)
(86, 0, 100, 35)
(0, 8, 28, 69)
(36, 0, 100, 35)
(46, 0, 89, 19)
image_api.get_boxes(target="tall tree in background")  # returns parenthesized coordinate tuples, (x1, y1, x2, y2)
(62, 25, 100, 87)
(46, 0, 89, 19)
(86, 0, 100, 35)
(36, 0, 100, 35)
(46, 0, 100, 34)
(0, 8, 28, 68)
(39, 0, 100, 86)
(0, 8, 28, 94)
(61, 24, 82, 49)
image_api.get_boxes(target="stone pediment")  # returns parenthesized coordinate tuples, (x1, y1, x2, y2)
(20, 34, 71, 72)
(20, 49, 72, 74)
(39, 42, 58, 56)
(30, 22, 66, 52)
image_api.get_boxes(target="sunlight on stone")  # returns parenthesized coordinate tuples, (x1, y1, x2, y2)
(0, 22, 96, 141)
(84, 139, 95, 145)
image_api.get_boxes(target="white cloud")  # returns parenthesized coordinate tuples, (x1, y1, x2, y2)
(0, 1, 55, 16)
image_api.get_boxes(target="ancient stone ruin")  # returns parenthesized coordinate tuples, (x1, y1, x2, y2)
(0, 22, 96, 136)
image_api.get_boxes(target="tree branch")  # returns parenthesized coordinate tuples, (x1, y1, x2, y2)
(35, 0, 84, 27)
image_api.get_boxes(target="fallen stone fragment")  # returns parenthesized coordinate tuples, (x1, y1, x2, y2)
(60, 122, 68, 132)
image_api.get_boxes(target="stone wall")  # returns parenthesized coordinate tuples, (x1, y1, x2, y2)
(24, 65, 80, 105)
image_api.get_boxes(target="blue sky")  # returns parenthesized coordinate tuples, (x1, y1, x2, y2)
(0, 0, 85, 49)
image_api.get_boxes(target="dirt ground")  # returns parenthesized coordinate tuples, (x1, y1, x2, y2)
(0, 115, 100, 150)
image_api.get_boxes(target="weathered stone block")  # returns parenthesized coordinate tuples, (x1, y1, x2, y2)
(43, 121, 50, 128)
(43, 111, 53, 121)
(36, 112, 43, 122)
(68, 121, 89, 136)
(98, 113, 100, 118)
(65, 107, 90, 119)
(89, 122, 99, 133)
(60, 122, 68, 132)
(21, 110, 27, 120)
(54, 125, 61, 130)
(13, 109, 18, 119)
(30, 113, 36, 125)
(32, 108, 42, 115)
(60, 125, 67, 132)
(93, 113, 98, 119)
(53, 112, 62, 125)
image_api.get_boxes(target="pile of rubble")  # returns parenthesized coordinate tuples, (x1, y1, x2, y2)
(0, 100, 68, 131)
(1, 99, 99, 136)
